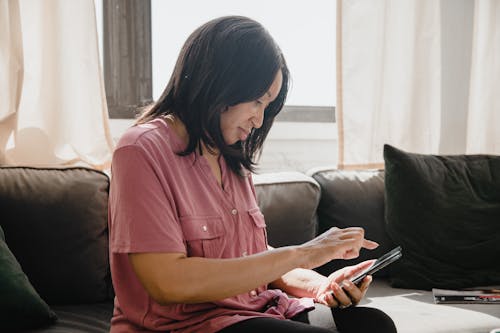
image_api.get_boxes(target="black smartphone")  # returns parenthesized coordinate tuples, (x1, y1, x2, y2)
(346, 246, 402, 286)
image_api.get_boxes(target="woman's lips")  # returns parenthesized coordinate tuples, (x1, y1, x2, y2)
(238, 127, 250, 141)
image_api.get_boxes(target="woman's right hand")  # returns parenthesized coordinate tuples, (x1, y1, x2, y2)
(298, 227, 378, 270)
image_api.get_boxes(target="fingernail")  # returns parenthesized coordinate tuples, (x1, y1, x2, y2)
(343, 280, 352, 288)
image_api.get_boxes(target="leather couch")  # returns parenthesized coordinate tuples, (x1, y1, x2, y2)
(1, 166, 499, 332)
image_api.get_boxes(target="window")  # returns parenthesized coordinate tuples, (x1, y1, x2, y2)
(100, 0, 336, 121)
(151, 0, 336, 108)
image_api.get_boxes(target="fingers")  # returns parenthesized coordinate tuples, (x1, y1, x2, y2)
(302, 227, 378, 269)
(341, 248, 361, 260)
(363, 239, 379, 250)
(333, 227, 378, 259)
(318, 290, 340, 308)
(342, 275, 372, 306)
(350, 260, 376, 274)
(330, 260, 375, 285)
(330, 282, 353, 308)
(321, 275, 372, 309)
(341, 244, 375, 260)
(358, 275, 372, 294)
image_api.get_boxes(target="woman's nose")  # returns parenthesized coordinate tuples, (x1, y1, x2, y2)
(251, 107, 265, 129)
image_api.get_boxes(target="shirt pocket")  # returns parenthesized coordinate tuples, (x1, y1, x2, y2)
(247, 208, 268, 252)
(180, 215, 226, 258)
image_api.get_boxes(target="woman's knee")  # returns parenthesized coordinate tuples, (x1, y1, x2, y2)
(332, 306, 397, 333)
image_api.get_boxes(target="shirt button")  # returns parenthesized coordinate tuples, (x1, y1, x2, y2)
(250, 290, 257, 297)
(202, 225, 207, 232)
(231, 209, 238, 215)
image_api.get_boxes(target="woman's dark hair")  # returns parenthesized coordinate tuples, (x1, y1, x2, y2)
(137, 15, 289, 175)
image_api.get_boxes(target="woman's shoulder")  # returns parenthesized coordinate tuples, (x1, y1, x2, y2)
(115, 118, 178, 152)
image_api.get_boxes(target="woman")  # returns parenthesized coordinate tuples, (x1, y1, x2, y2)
(108, 16, 396, 333)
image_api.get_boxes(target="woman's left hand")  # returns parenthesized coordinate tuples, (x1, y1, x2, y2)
(314, 260, 375, 308)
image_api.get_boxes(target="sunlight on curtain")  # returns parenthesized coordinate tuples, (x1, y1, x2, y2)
(336, 0, 441, 169)
(466, 0, 500, 154)
(0, 0, 113, 169)
(0, 0, 23, 165)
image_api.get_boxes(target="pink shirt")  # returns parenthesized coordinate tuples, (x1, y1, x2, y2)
(108, 118, 313, 333)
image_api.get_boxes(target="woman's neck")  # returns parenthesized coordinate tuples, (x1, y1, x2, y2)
(163, 115, 220, 157)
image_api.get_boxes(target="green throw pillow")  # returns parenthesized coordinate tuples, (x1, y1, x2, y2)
(0, 225, 57, 330)
(384, 144, 500, 290)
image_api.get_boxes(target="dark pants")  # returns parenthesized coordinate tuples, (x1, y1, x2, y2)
(218, 305, 397, 333)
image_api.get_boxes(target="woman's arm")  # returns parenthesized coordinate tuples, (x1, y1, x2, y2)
(129, 227, 378, 305)
(130, 246, 301, 305)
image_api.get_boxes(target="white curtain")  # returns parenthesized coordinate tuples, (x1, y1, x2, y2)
(466, 0, 500, 154)
(337, 0, 500, 169)
(0, 0, 23, 165)
(0, 0, 113, 169)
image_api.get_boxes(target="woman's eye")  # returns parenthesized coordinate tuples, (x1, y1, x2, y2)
(256, 100, 263, 105)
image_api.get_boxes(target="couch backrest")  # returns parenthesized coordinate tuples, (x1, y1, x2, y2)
(254, 172, 321, 247)
(0, 167, 113, 305)
(0, 165, 392, 305)
(309, 168, 394, 276)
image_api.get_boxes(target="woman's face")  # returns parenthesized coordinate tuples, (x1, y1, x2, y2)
(220, 70, 283, 145)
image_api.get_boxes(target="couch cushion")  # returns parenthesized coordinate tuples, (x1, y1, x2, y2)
(253, 172, 320, 247)
(0, 167, 112, 304)
(309, 168, 394, 276)
(365, 279, 500, 333)
(24, 302, 113, 333)
(0, 224, 57, 330)
(384, 144, 500, 290)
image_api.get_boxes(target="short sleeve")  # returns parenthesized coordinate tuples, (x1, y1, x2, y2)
(109, 145, 186, 254)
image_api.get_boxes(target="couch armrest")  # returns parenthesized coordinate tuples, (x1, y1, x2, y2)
(253, 172, 320, 247)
